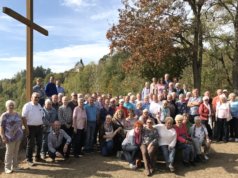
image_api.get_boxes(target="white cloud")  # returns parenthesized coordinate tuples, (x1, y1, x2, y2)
(0, 43, 109, 79)
(90, 10, 118, 21)
(61, 0, 96, 10)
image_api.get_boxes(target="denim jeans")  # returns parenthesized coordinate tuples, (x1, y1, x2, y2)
(41, 132, 49, 155)
(101, 140, 114, 156)
(159, 145, 175, 164)
(176, 142, 194, 162)
(85, 121, 96, 150)
(122, 144, 139, 164)
(26, 125, 43, 162)
(48, 143, 65, 159)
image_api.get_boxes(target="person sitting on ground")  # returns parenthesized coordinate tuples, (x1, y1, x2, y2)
(140, 118, 159, 176)
(48, 121, 71, 162)
(154, 117, 177, 172)
(174, 114, 195, 167)
(189, 116, 211, 161)
(122, 121, 143, 169)
(99, 115, 122, 156)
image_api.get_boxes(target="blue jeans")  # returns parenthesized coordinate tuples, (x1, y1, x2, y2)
(159, 145, 175, 165)
(101, 140, 114, 156)
(41, 132, 49, 155)
(85, 121, 96, 150)
(122, 144, 140, 164)
(176, 142, 194, 162)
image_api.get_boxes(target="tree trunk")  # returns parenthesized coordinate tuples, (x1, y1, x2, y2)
(192, 6, 203, 92)
(232, 6, 238, 94)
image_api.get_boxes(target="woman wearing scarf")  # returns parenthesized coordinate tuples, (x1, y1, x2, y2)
(199, 96, 213, 138)
(140, 118, 158, 176)
(122, 121, 143, 169)
(99, 115, 122, 156)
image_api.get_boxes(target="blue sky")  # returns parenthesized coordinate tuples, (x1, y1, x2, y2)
(0, 0, 123, 79)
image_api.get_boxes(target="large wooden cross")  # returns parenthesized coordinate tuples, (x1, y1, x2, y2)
(2, 0, 48, 101)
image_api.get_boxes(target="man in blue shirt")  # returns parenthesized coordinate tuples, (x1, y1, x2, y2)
(45, 76, 58, 98)
(84, 97, 98, 152)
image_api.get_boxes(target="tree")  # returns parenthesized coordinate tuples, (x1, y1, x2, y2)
(107, 0, 190, 80)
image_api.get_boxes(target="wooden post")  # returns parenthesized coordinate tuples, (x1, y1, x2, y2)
(26, 0, 33, 101)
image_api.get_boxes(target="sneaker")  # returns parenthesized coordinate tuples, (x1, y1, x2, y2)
(27, 161, 35, 167)
(235, 138, 238, 142)
(5, 168, 12, 174)
(41, 154, 46, 159)
(129, 163, 137, 169)
(168, 163, 175, 172)
(204, 155, 209, 160)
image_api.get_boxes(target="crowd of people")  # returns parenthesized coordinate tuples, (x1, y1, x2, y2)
(0, 74, 238, 176)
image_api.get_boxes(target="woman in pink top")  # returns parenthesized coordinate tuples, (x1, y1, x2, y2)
(174, 114, 195, 167)
(72, 98, 87, 157)
(215, 95, 231, 142)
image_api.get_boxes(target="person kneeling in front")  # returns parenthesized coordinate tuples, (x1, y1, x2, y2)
(48, 121, 71, 162)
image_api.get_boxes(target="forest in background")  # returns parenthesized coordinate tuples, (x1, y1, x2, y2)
(0, 0, 237, 113)
(0, 49, 233, 113)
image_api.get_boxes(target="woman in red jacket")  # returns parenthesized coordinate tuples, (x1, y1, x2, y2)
(199, 96, 213, 138)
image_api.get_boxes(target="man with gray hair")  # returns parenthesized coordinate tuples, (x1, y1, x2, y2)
(41, 99, 58, 159)
(22, 92, 44, 166)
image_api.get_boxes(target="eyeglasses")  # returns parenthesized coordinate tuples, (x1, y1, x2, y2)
(34, 97, 40, 99)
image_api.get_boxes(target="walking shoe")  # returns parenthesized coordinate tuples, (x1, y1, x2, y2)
(12, 166, 23, 172)
(235, 138, 238, 142)
(190, 161, 196, 166)
(182, 161, 190, 167)
(5, 168, 12, 174)
(204, 155, 209, 160)
(168, 163, 175, 172)
(129, 163, 137, 169)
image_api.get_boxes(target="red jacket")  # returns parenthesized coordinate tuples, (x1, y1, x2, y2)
(199, 103, 210, 120)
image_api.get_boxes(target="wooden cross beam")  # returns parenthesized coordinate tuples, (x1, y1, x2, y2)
(2, 0, 48, 101)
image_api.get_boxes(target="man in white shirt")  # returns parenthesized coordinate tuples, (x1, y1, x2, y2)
(22, 92, 44, 166)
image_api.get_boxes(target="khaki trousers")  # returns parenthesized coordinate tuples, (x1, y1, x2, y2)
(5, 139, 21, 170)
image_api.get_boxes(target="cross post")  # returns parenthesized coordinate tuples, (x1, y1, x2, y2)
(2, 0, 48, 101)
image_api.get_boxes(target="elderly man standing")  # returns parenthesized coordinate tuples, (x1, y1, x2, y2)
(45, 76, 58, 98)
(84, 97, 98, 152)
(48, 121, 71, 162)
(22, 92, 44, 166)
(33, 77, 46, 107)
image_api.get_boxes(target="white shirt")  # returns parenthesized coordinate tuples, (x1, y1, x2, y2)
(22, 102, 44, 126)
(149, 101, 162, 118)
(154, 124, 177, 148)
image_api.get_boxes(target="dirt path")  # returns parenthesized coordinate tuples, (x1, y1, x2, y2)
(0, 142, 238, 178)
